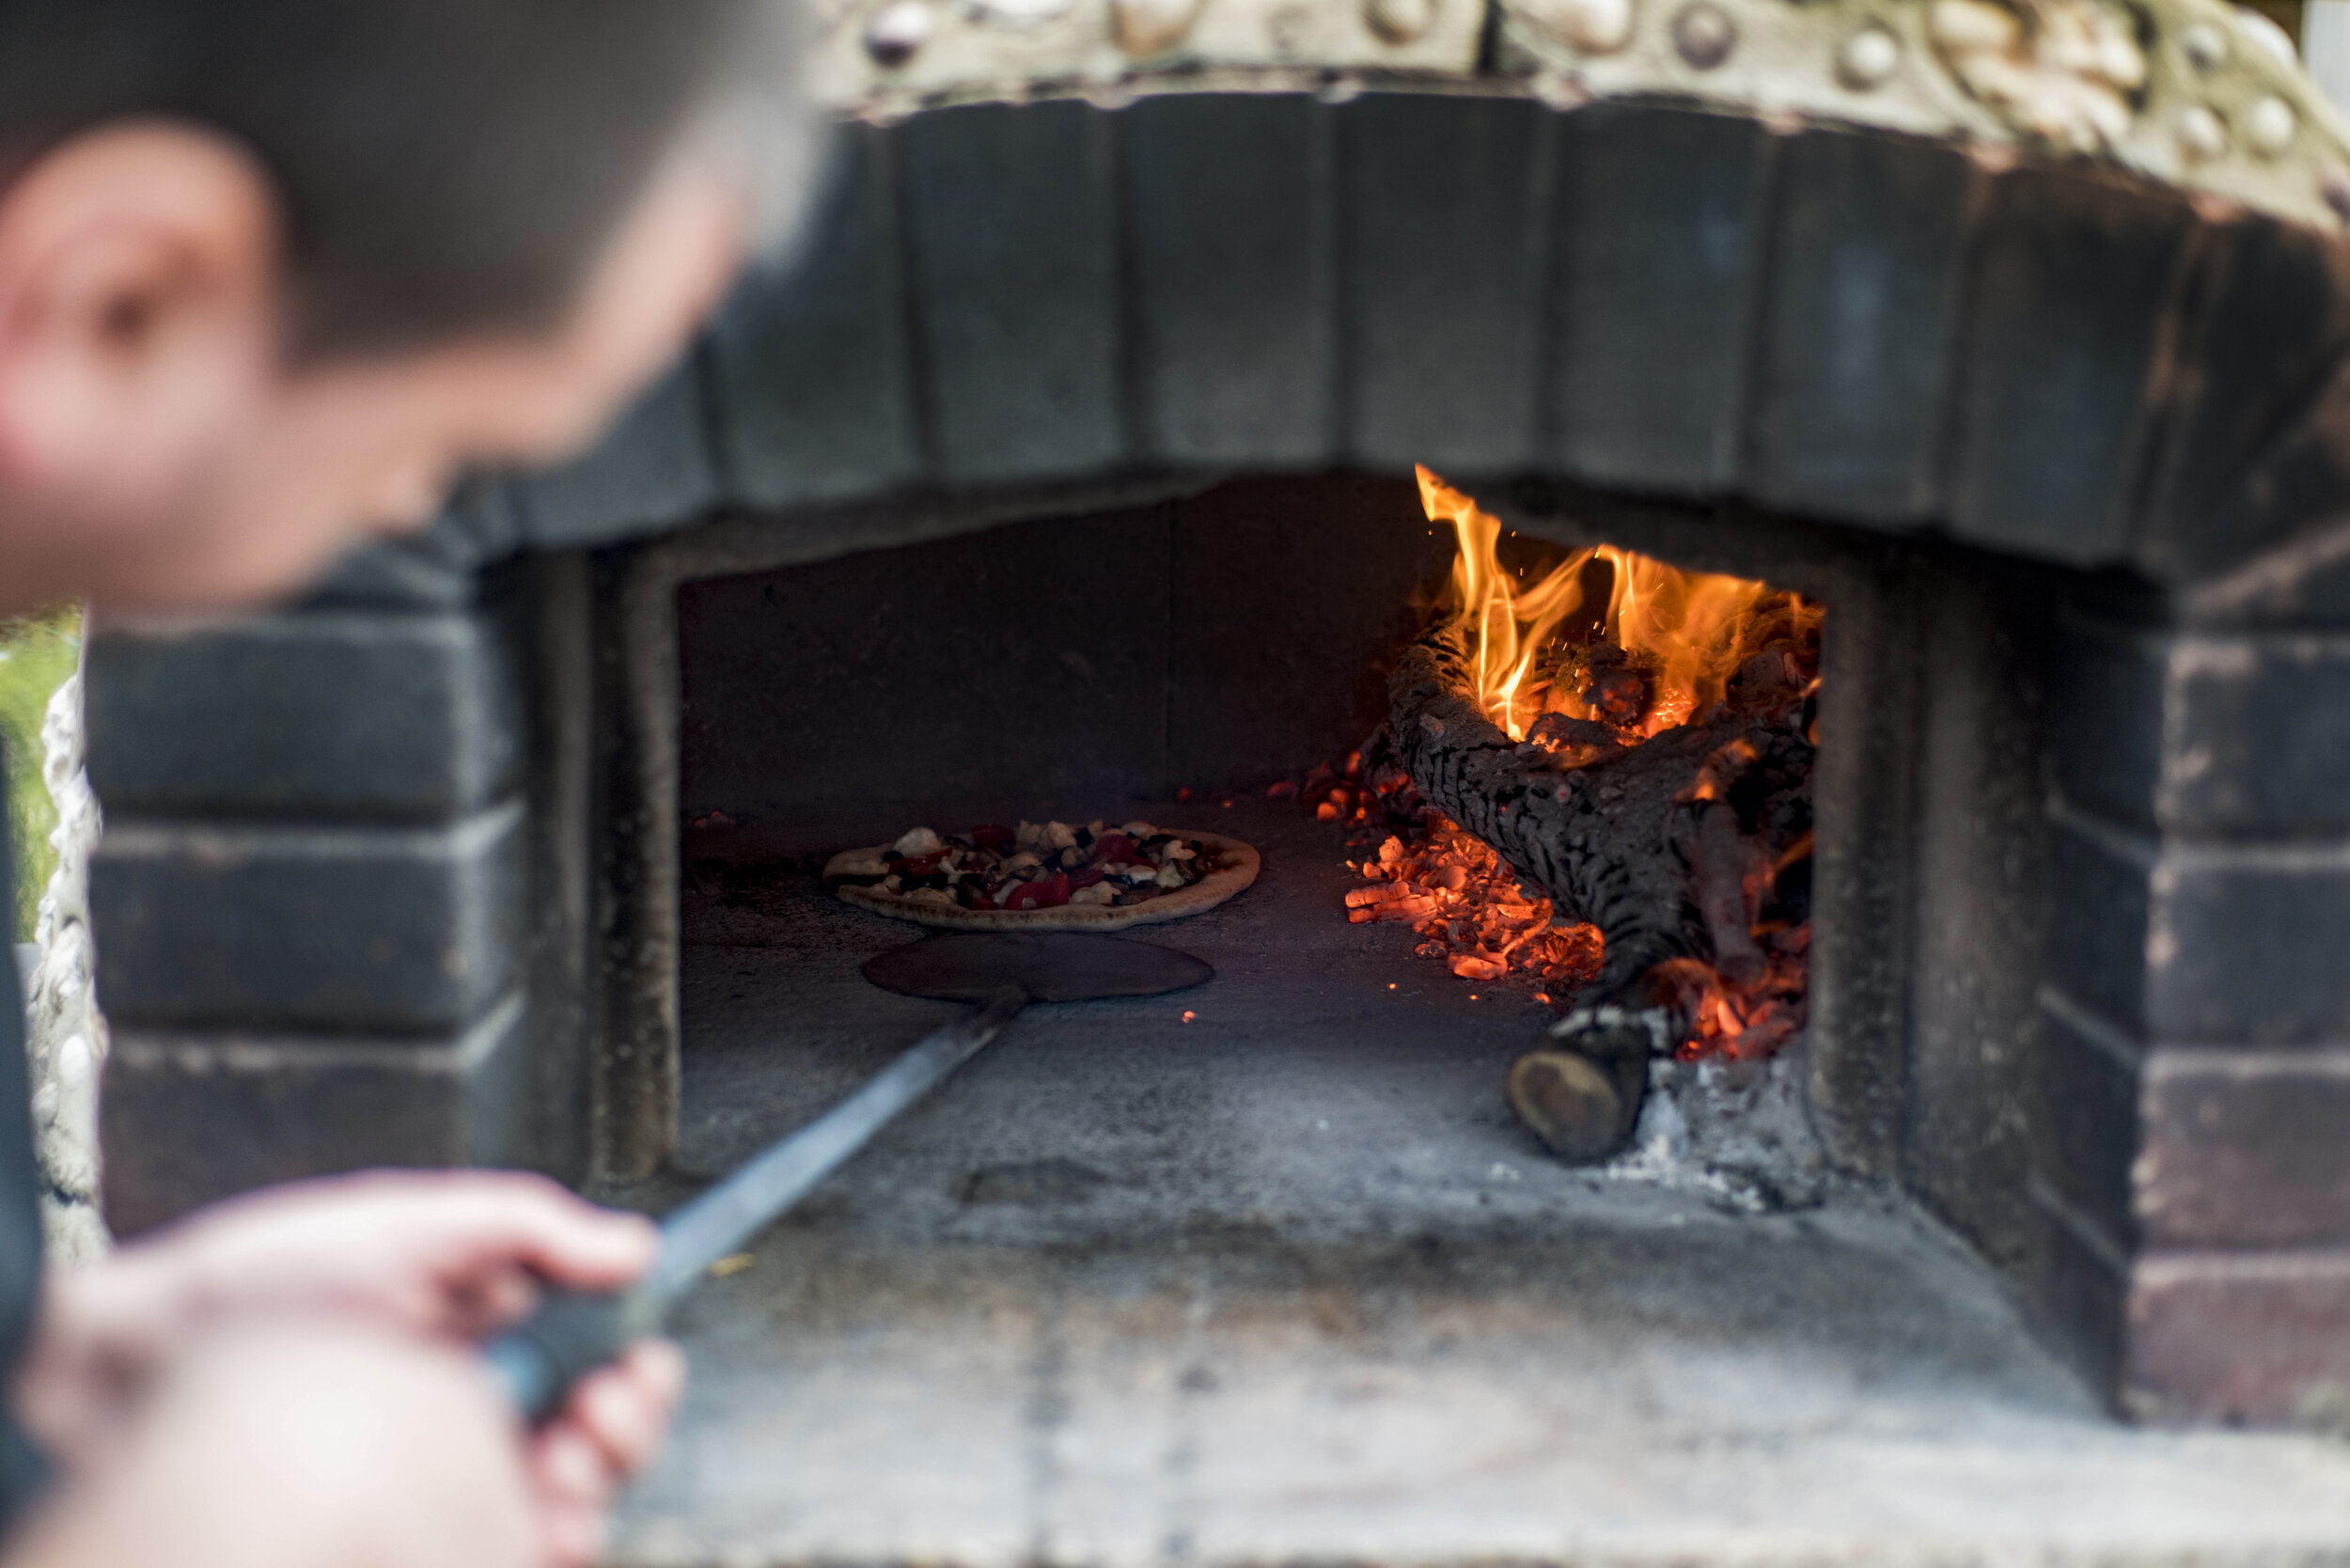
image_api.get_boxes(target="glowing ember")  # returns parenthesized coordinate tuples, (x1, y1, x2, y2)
(1266, 747, 1603, 1003)
(1347, 819, 1604, 996)
(1650, 940, 1809, 1063)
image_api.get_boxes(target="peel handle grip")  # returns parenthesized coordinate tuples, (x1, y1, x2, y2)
(482, 1288, 635, 1426)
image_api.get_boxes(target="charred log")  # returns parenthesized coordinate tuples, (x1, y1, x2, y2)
(1386, 624, 1815, 1162)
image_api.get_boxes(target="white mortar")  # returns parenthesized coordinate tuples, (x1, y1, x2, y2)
(25, 667, 106, 1262)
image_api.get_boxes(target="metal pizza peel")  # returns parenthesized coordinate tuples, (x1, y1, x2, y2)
(482, 932, 1212, 1420)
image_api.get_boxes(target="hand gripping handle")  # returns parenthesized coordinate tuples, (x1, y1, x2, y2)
(482, 1287, 657, 1426)
(482, 989, 1029, 1422)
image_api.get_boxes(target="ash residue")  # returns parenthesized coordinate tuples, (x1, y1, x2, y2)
(1605, 1040, 1827, 1214)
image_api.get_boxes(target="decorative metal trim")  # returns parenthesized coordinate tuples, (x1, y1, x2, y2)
(814, 0, 2350, 234)
(1500, 0, 2350, 228)
(809, 0, 1481, 106)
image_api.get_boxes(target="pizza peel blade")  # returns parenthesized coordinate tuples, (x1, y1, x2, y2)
(482, 933, 1212, 1422)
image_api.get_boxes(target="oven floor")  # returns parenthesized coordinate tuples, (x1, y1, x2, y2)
(614, 799, 2350, 1567)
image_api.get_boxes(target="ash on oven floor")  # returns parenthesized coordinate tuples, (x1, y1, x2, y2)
(617, 799, 2350, 1568)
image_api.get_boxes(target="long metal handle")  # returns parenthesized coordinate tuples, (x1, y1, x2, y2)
(648, 984, 1026, 1297)
(482, 986, 1028, 1420)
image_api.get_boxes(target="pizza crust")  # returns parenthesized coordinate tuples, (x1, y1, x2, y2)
(828, 830, 1261, 932)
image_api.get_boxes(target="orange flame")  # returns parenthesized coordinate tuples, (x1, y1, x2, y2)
(1347, 469, 1821, 1059)
(1418, 467, 1591, 742)
(1417, 465, 1784, 743)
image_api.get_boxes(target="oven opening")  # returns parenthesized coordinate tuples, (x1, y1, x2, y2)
(620, 468, 2174, 1544)
(673, 469, 1832, 1224)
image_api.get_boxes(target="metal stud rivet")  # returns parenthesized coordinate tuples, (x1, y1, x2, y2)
(864, 0, 935, 65)
(1366, 0, 1437, 43)
(2179, 21, 2229, 70)
(1532, 0, 1637, 55)
(2237, 6, 2298, 68)
(2177, 103, 2230, 161)
(1114, 0, 1205, 55)
(1672, 0, 1736, 68)
(2245, 94, 2296, 157)
(1836, 25, 1901, 88)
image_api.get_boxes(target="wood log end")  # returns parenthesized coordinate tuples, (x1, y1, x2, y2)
(1507, 1046, 1645, 1165)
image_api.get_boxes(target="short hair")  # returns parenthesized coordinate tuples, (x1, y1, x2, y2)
(0, 0, 814, 356)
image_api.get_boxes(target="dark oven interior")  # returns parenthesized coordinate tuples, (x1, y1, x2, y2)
(658, 469, 2058, 1362)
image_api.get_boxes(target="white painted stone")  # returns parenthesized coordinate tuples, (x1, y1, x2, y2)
(2246, 92, 2298, 155)
(864, 0, 937, 63)
(1671, 0, 1736, 68)
(1837, 24, 1902, 87)
(2237, 3, 2299, 66)
(1115, 0, 1208, 55)
(2178, 102, 2232, 159)
(2180, 19, 2231, 68)
(25, 667, 107, 1262)
(1364, 0, 1436, 45)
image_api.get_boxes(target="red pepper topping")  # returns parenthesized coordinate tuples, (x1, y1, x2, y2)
(1001, 871, 1072, 910)
(1092, 833, 1137, 863)
(1069, 864, 1109, 890)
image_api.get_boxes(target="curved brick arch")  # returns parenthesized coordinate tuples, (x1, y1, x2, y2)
(395, 86, 2350, 597)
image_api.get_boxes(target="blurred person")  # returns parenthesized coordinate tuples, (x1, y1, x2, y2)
(0, 2, 822, 1564)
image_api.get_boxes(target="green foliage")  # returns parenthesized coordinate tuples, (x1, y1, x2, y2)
(0, 608, 81, 942)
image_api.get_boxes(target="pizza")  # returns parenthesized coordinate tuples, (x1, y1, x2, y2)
(824, 819, 1260, 932)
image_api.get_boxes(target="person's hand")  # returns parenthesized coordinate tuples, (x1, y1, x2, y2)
(14, 1322, 557, 1568)
(521, 1337, 685, 1565)
(16, 1170, 685, 1564)
(40, 1168, 659, 1341)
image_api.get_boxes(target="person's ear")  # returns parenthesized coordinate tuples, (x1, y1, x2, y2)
(0, 122, 279, 500)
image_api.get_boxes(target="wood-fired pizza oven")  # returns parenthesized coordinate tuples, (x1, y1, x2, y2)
(70, 0, 2350, 1546)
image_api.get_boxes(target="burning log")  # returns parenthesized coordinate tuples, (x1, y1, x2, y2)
(1386, 621, 1816, 1162)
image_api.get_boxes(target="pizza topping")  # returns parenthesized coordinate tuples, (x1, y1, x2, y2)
(1001, 871, 1072, 910)
(831, 850, 889, 881)
(832, 818, 1227, 911)
(1019, 821, 1080, 853)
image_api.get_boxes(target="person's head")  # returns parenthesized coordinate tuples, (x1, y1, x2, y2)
(0, 0, 818, 612)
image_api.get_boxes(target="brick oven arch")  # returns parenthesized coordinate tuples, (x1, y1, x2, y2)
(82, 24, 2350, 1435)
